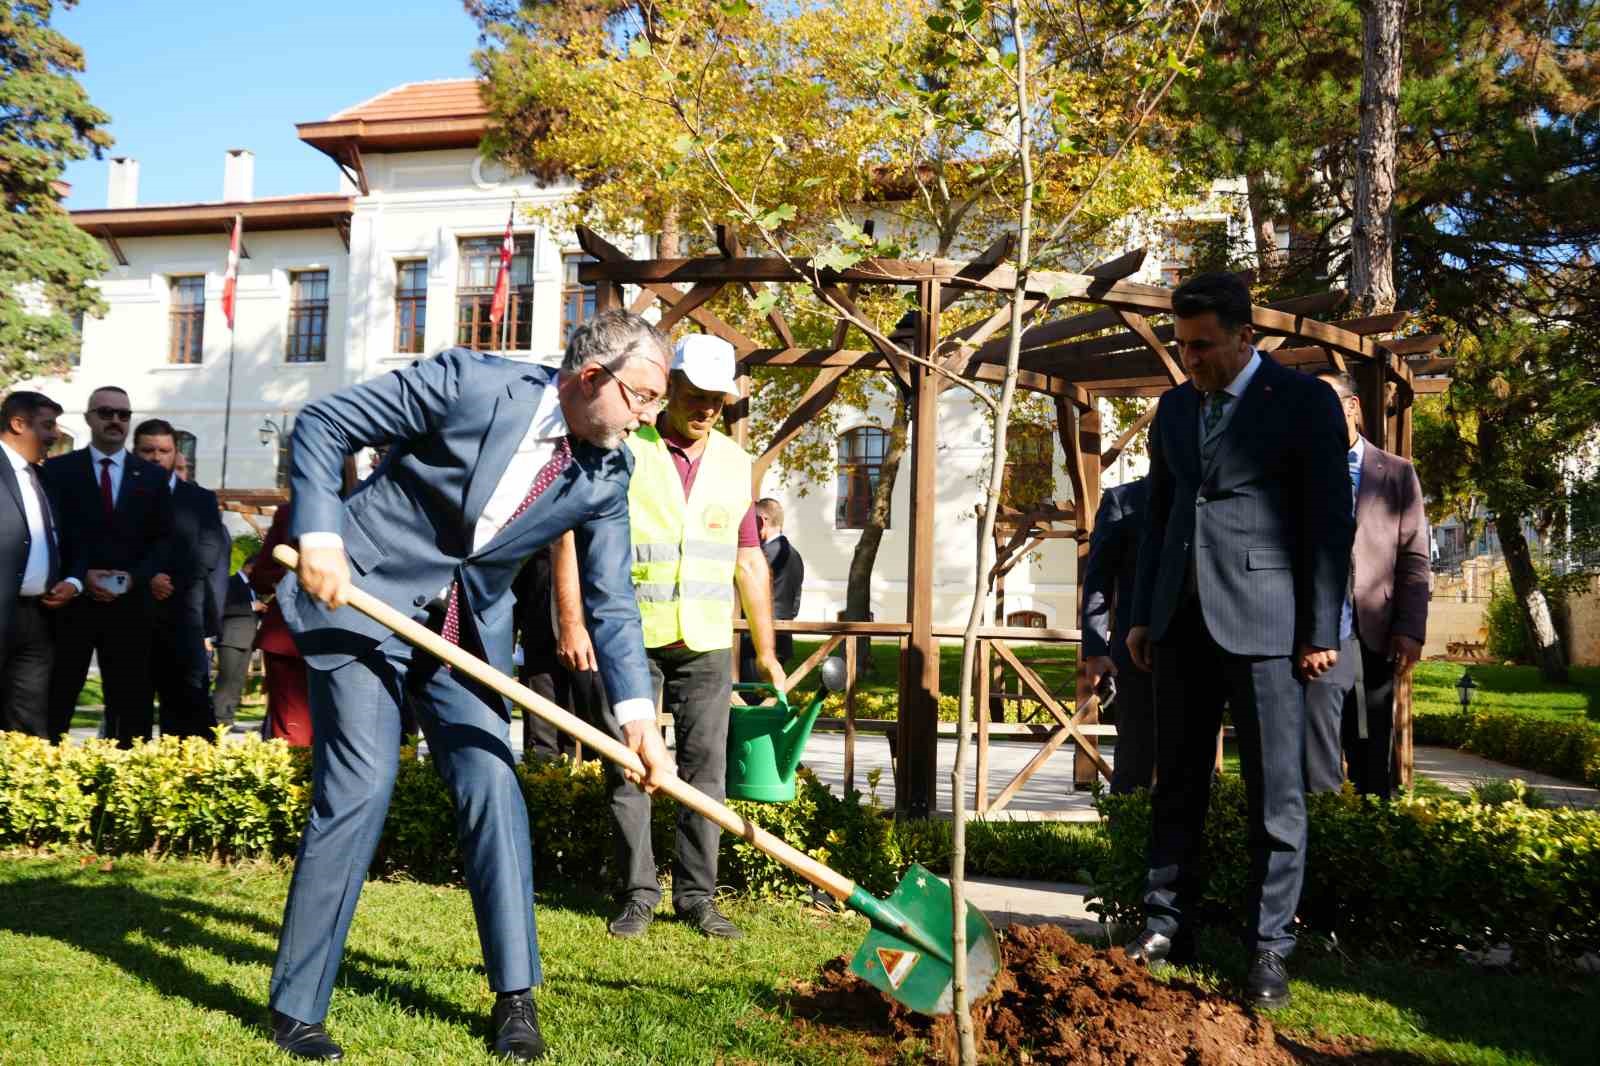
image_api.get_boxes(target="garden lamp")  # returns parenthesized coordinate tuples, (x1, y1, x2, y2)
(258, 416, 283, 447)
(1456, 669, 1477, 711)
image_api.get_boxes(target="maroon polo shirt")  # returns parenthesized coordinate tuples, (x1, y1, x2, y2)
(657, 427, 759, 547)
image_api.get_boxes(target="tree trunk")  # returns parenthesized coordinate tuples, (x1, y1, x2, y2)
(1349, 0, 1404, 316)
(842, 392, 910, 673)
(1494, 509, 1569, 682)
(1245, 170, 1282, 282)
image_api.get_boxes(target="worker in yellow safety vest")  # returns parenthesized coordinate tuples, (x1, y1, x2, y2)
(554, 333, 788, 943)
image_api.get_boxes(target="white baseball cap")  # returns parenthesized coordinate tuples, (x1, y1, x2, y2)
(672, 334, 741, 400)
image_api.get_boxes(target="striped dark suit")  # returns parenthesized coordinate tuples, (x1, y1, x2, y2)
(1130, 352, 1353, 957)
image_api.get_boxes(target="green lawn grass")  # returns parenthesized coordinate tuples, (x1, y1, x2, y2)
(1413, 661, 1600, 724)
(70, 676, 267, 730)
(792, 637, 1078, 701)
(1, 853, 1593, 1065)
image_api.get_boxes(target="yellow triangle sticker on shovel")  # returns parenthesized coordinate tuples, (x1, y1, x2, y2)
(876, 946, 920, 989)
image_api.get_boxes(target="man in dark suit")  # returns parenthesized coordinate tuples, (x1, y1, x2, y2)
(1, 392, 75, 737)
(1303, 370, 1430, 799)
(266, 310, 674, 1062)
(1122, 273, 1353, 1009)
(1078, 476, 1154, 794)
(212, 561, 261, 731)
(41, 386, 173, 745)
(739, 497, 805, 692)
(512, 543, 591, 762)
(134, 418, 228, 740)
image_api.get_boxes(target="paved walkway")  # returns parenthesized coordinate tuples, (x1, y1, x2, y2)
(1413, 745, 1600, 808)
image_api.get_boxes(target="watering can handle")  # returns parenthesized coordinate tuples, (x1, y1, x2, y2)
(271, 545, 858, 903)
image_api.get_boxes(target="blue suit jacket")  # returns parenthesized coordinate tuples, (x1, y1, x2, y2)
(1130, 354, 1353, 657)
(280, 348, 653, 718)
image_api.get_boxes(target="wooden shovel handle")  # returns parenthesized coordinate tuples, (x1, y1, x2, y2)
(271, 544, 855, 901)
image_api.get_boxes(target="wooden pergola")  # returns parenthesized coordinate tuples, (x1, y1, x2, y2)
(577, 225, 1451, 817)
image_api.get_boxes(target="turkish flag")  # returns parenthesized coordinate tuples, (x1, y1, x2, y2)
(222, 214, 242, 329)
(488, 205, 515, 333)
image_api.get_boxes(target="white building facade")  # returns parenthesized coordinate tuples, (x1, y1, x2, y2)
(30, 79, 1189, 629)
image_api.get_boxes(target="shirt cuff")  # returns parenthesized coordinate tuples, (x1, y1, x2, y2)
(611, 698, 657, 726)
(64, 577, 83, 594)
(298, 532, 344, 550)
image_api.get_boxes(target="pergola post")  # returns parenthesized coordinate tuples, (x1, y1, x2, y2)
(896, 279, 942, 819)
(1072, 399, 1102, 788)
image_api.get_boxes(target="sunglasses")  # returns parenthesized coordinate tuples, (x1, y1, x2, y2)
(89, 407, 132, 421)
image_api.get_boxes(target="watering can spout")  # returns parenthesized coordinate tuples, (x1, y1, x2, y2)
(778, 655, 847, 781)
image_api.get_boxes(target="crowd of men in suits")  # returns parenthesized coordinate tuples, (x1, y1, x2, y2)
(0, 385, 244, 745)
(1078, 272, 1431, 1010)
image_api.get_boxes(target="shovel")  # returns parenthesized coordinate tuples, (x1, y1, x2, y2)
(270, 544, 998, 1015)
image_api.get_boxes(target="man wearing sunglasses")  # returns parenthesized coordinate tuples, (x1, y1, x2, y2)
(40, 386, 173, 744)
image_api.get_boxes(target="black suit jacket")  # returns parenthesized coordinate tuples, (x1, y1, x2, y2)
(1131, 354, 1353, 656)
(1080, 477, 1148, 661)
(40, 448, 173, 592)
(1, 455, 59, 624)
(764, 535, 804, 621)
(158, 478, 227, 638)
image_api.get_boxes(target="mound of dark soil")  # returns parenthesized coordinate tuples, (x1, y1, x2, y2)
(786, 923, 1296, 1064)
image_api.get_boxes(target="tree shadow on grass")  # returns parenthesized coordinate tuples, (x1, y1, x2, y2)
(1189, 932, 1600, 1066)
(0, 872, 482, 1035)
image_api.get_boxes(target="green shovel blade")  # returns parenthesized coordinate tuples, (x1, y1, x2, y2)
(846, 863, 1001, 1016)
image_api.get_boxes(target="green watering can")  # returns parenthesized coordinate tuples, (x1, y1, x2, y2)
(727, 656, 848, 802)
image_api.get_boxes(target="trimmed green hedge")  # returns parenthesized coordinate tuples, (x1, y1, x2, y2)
(1414, 705, 1600, 788)
(1095, 777, 1600, 966)
(0, 732, 1105, 899)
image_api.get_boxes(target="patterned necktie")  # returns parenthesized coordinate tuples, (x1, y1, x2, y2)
(1202, 391, 1232, 438)
(99, 458, 115, 519)
(441, 435, 574, 646)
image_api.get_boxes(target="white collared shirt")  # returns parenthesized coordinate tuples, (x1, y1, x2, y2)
(1199, 347, 1262, 442)
(2, 440, 52, 596)
(89, 445, 127, 502)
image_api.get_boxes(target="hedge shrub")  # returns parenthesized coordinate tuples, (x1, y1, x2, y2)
(1413, 705, 1600, 788)
(1095, 776, 1600, 966)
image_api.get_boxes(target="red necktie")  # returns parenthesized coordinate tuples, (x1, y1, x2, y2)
(441, 436, 574, 646)
(99, 458, 114, 519)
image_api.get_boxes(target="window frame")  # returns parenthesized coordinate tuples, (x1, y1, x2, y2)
(167, 275, 206, 365)
(393, 258, 429, 355)
(560, 252, 598, 348)
(1000, 425, 1054, 511)
(285, 269, 330, 364)
(836, 425, 892, 530)
(455, 234, 535, 353)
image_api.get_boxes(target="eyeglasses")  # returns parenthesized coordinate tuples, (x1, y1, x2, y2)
(597, 364, 664, 415)
(89, 407, 132, 421)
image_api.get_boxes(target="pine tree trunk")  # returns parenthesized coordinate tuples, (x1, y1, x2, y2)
(842, 393, 910, 672)
(1245, 170, 1282, 281)
(1350, 0, 1404, 316)
(1494, 507, 1569, 682)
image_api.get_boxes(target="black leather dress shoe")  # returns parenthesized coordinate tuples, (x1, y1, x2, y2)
(682, 901, 743, 940)
(270, 1009, 343, 1061)
(608, 899, 655, 939)
(1122, 928, 1195, 966)
(490, 991, 547, 1062)
(1245, 950, 1292, 1010)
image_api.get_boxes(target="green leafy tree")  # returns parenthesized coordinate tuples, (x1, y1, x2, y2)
(0, 0, 111, 388)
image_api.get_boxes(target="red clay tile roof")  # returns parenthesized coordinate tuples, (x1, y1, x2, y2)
(330, 79, 487, 122)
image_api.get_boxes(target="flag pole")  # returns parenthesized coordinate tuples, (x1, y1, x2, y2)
(219, 213, 243, 492)
(497, 201, 514, 354)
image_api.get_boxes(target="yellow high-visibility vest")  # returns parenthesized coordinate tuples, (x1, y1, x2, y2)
(626, 424, 752, 651)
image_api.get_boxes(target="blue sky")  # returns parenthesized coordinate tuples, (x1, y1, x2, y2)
(58, 2, 484, 210)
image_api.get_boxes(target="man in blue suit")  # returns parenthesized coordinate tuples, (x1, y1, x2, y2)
(1122, 273, 1353, 1010)
(267, 310, 675, 1062)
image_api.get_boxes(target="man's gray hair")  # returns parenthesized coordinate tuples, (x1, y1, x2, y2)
(561, 309, 670, 374)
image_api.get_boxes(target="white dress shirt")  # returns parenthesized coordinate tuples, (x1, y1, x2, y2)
(89, 445, 127, 502)
(1199, 347, 1262, 443)
(299, 390, 657, 727)
(3, 440, 53, 596)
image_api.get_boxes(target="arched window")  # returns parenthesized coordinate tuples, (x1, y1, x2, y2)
(1001, 425, 1053, 509)
(1006, 610, 1047, 629)
(173, 430, 198, 484)
(836, 426, 891, 530)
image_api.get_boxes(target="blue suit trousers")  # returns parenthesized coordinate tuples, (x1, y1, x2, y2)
(269, 638, 541, 1023)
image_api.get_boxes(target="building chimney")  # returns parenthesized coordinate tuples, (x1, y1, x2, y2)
(107, 157, 139, 208)
(223, 149, 254, 202)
